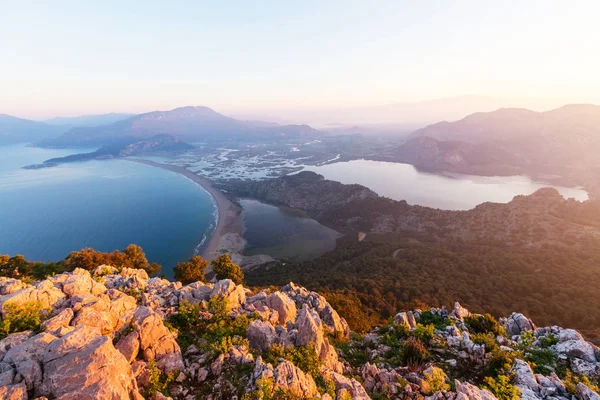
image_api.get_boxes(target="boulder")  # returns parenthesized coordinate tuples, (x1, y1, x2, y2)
(3, 332, 57, 364)
(505, 313, 536, 337)
(330, 371, 371, 400)
(455, 380, 499, 400)
(133, 307, 184, 373)
(555, 329, 598, 363)
(395, 311, 417, 329)
(265, 292, 297, 326)
(0, 277, 29, 295)
(61, 269, 106, 297)
(42, 325, 141, 399)
(0, 382, 27, 400)
(115, 331, 140, 363)
(0, 331, 35, 360)
(0, 280, 66, 317)
(271, 360, 319, 398)
(577, 383, 600, 400)
(178, 281, 213, 304)
(41, 308, 74, 333)
(450, 302, 471, 321)
(210, 279, 245, 309)
(247, 320, 277, 351)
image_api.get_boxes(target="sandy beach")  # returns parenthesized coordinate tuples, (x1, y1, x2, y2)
(128, 159, 248, 264)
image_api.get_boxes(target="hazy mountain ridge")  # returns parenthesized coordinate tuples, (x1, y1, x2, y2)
(43, 113, 135, 128)
(0, 114, 67, 145)
(35, 106, 322, 148)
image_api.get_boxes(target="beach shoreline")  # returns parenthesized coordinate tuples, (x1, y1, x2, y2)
(127, 159, 248, 265)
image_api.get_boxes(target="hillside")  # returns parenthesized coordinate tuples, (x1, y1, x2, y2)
(221, 173, 600, 248)
(35, 106, 321, 148)
(0, 261, 599, 400)
(0, 114, 67, 145)
(394, 105, 600, 196)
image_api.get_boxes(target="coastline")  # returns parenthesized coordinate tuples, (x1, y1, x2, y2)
(127, 159, 247, 264)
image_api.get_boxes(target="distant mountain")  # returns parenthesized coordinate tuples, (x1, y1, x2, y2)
(35, 106, 321, 148)
(391, 104, 600, 196)
(24, 134, 193, 169)
(0, 114, 67, 145)
(229, 95, 507, 130)
(44, 113, 135, 128)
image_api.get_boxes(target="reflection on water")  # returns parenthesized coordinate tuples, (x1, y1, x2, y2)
(301, 160, 588, 210)
(240, 199, 339, 261)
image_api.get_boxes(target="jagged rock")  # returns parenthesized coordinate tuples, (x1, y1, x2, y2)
(450, 302, 471, 320)
(577, 383, 600, 400)
(330, 371, 371, 399)
(210, 279, 245, 309)
(115, 331, 140, 363)
(0, 331, 35, 360)
(0, 382, 27, 400)
(133, 306, 184, 373)
(395, 311, 417, 329)
(0, 280, 66, 317)
(42, 325, 141, 399)
(178, 281, 213, 304)
(513, 359, 541, 400)
(0, 277, 29, 295)
(257, 359, 319, 398)
(295, 303, 342, 372)
(455, 380, 498, 400)
(3, 332, 57, 364)
(265, 291, 297, 326)
(505, 313, 536, 337)
(61, 269, 106, 297)
(571, 357, 600, 378)
(41, 307, 74, 333)
(92, 264, 118, 277)
(555, 329, 598, 363)
(247, 319, 277, 351)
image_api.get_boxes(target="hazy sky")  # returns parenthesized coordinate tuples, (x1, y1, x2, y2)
(1, 0, 599, 118)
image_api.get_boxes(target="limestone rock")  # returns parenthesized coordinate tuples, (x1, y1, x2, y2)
(577, 383, 600, 400)
(0, 331, 35, 360)
(115, 331, 140, 363)
(265, 291, 297, 326)
(61, 269, 106, 297)
(210, 279, 245, 309)
(178, 281, 213, 304)
(455, 380, 499, 400)
(330, 371, 371, 400)
(395, 311, 417, 329)
(0, 277, 29, 296)
(3, 332, 57, 364)
(555, 329, 598, 363)
(450, 302, 471, 321)
(133, 306, 184, 373)
(42, 325, 141, 399)
(505, 313, 536, 337)
(41, 308, 74, 333)
(0, 382, 27, 400)
(0, 280, 66, 317)
(272, 359, 319, 398)
(247, 319, 277, 351)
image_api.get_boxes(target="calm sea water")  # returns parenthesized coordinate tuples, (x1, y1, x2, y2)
(0, 144, 216, 277)
(240, 199, 339, 261)
(302, 160, 589, 210)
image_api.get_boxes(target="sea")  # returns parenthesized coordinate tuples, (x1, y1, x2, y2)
(0, 144, 216, 277)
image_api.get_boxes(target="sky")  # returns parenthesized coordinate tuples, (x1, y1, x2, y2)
(1, 0, 600, 119)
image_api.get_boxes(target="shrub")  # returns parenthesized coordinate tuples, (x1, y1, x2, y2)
(472, 332, 500, 354)
(0, 301, 49, 339)
(560, 368, 600, 395)
(212, 254, 244, 284)
(379, 323, 410, 346)
(538, 333, 558, 348)
(264, 343, 322, 378)
(411, 324, 435, 343)
(488, 349, 518, 377)
(484, 375, 521, 400)
(423, 367, 450, 394)
(168, 300, 204, 330)
(403, 337, 430, 363)
(465, 314, 505, 337)
(419, 310, 452, 329)
(525, 348, 557, 375)
(143, 360, 178, 398)
(174, 255, 208, 284)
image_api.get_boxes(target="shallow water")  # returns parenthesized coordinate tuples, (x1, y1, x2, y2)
(0, 144, 216, 277)
(301, 160, 588, 210)
(239, 199, 339, 261)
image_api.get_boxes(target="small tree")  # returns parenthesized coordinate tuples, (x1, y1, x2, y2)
(174, 255, 208, 284)
(211, 254, 244, 284)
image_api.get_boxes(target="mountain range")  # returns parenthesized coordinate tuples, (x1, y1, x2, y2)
(34, 106, 320, 148)
(43, 113, 134, 128)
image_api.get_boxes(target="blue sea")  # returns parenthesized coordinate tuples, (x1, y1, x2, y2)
(0, 144, 216, 277)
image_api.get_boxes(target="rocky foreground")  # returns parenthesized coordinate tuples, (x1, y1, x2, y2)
(0, 267, 598, 400)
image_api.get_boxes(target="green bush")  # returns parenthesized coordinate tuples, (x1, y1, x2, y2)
(525, 348, 557, 375)
(423, 366, 450, 394)
(263, 343, 322, 378)
(483, 375, 521, 400)
(143, 360, 178, 398)
(465, 314, 505, 337)
(411, 324, 435, 343)
(472, 332, 500, 354)
(212, 254, 244, 285)
(419, 310, 452, 329)
(0, 301, 49, 339)
(174, 255, 208, 284)
(487, 350, 518, 377)
(403, 337, 430, 363)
